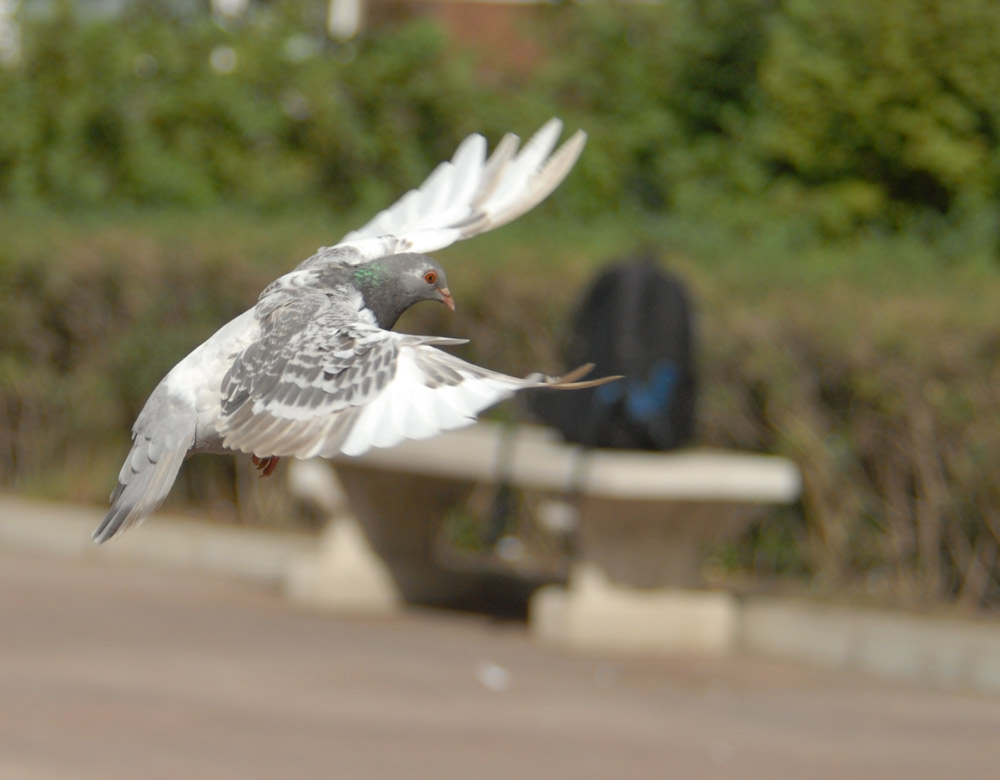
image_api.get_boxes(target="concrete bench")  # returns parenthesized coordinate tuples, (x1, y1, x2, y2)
(287, 421, 801, 652)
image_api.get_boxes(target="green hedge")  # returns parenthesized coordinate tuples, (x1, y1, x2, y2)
(694, 265, 1000, 607)
(3, 216, 1000, 607)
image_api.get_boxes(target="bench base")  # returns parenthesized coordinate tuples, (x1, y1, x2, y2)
(285, 516, 402, 614)
(531, 564, 739, 655)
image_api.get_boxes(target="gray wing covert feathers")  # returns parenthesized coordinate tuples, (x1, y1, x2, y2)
(217, 292, 405, 459)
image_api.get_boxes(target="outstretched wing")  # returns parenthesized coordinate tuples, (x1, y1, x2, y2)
(216, 293, 603, 460)
(333, 118, 587, 262)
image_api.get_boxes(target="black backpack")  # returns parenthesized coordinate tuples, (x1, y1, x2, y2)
(529, 253, 697, 451)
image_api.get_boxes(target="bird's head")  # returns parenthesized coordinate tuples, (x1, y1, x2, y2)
(354, 253, 454, 329)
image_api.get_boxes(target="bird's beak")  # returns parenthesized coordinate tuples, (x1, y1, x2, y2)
(439, 287, 456, 311)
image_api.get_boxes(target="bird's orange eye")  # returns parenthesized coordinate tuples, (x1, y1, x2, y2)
(423, 271, 438, 285)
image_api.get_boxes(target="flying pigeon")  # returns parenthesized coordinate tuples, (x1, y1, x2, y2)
(94, 118, 609, 544)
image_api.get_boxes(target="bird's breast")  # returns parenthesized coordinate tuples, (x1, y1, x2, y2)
(162, 308, 261, 454)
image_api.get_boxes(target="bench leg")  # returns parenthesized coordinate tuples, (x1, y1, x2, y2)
(531, 563, 740, 655)
(286, 515, 403, 613)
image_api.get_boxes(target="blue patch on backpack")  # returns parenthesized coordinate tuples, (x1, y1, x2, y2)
(593, 360, 678, 423)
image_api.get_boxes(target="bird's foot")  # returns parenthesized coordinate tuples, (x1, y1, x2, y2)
(251, 454, 280, 477)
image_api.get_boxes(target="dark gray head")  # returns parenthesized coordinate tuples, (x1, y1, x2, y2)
(351, 253, 454, 329)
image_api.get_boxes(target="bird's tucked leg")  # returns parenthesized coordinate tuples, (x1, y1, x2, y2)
(251, 454, 280, 477)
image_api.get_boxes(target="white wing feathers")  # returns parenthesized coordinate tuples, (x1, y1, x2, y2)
(337, 118, 586, 260)
(337, 345, 521, 457)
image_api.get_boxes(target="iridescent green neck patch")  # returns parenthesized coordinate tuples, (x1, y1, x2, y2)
(353, 265, 385, 287)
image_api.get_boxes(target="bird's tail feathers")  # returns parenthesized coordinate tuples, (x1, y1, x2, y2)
(92, 437, 189, 544)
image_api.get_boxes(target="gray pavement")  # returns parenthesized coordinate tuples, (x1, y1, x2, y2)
(3, 547, 1000, 779)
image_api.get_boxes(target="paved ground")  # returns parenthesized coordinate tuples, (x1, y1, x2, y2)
(2, 548, 1000, 779)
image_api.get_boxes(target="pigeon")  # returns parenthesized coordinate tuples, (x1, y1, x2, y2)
(94, 118, 611, 544)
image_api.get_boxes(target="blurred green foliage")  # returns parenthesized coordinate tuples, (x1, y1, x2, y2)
(748, 0, 1000, 250)
(0, 0, 487, 210)
(3, 0, 1000, 607)
(3, 0, 1000, 258)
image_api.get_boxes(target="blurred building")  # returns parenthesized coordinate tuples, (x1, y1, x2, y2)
(360, 0, 545, 67)
(0, 0, 19, 63)
(6, 0, 548, 69)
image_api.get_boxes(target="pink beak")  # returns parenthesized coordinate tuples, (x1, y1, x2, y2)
(439, 287, 456, 311)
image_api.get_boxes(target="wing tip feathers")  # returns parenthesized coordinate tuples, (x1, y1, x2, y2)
(335, 117, 586, 255)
